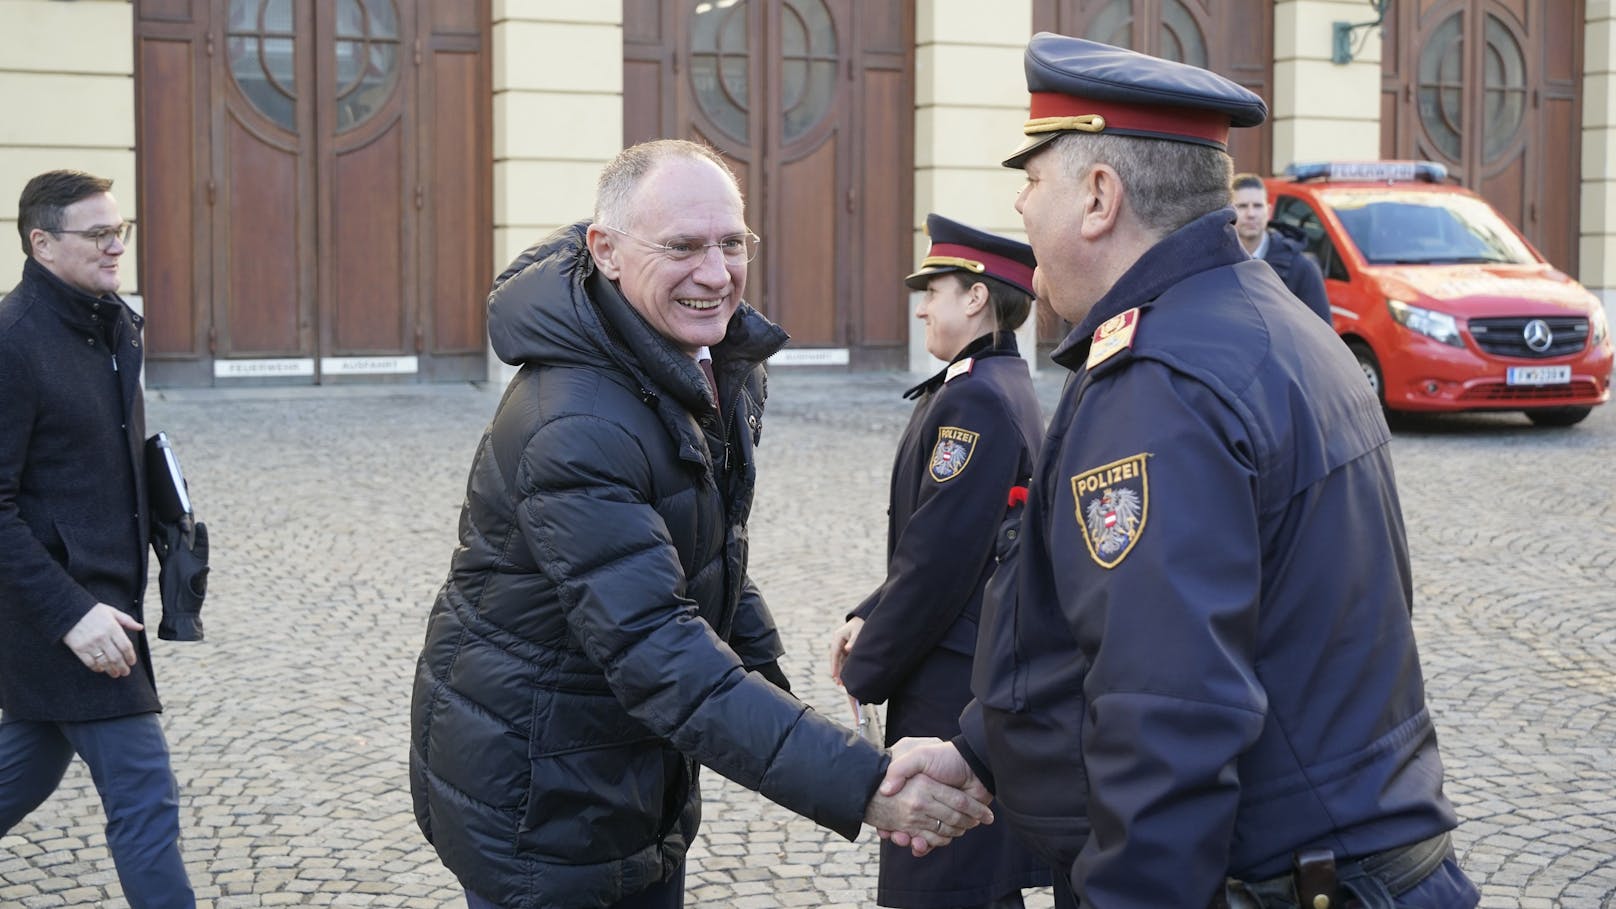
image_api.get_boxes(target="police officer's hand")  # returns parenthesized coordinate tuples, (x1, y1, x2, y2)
(879, 739, 993, 857)
(827, 616, 865, 686)
(63, 603, 143, 678)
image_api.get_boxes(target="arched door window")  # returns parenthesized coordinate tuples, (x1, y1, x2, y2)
(690, 1, 752, 141)
(779, 0, 838, 142)
(333, 0, 402, 131)
(227, 0, 298, 130)
(1417, 12, 1527, 164)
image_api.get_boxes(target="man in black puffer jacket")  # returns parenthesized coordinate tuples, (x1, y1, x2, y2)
(410, 140, 993, 909)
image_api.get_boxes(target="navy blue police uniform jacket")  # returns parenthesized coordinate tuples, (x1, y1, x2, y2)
(841, 330, 1050, 907)
(958, 209, 1467, 908)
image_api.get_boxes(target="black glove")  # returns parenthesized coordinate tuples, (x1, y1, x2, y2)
(152, 519, 208, 642)
(749, 660, 792, 694)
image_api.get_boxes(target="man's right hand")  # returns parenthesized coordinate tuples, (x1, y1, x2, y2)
(63, 604, 142, 678)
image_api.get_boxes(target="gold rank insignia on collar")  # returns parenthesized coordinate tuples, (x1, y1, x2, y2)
(945, 358, 975, 383)
(1086, 307, 1140, 369)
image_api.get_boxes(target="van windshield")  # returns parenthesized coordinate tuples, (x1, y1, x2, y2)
(1321, 189, 1539, 266)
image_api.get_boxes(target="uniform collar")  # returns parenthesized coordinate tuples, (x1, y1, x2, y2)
(903, 330, 1020, 400)
(1051, 207, 1247, 371)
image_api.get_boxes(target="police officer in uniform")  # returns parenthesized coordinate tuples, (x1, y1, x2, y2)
(830, 215, 1050, 909)
(882, 35, 1479, 909)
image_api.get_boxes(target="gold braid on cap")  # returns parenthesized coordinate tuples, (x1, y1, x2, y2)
(921, 256, 985, 273)
(1024, 114, 1107, 135)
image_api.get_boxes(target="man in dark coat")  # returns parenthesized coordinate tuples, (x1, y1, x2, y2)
(1233, 172, 1332, 324)
(829, 214, 1050, 909)
(0, 170, 196, 907)
(409, 140, 992, 909)
(883, 36, 1479, 909)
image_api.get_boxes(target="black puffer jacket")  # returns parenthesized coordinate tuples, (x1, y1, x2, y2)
(410, 223, 888, 909)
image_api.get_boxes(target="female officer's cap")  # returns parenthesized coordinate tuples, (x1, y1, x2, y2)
(904, 214, 1037, 297)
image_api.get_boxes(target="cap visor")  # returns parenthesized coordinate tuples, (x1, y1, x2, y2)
(904, 265, 952, 290)
(1002, 133, 1059, 169)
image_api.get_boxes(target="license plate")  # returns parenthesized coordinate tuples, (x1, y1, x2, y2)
(1506, 365, 1571, 386)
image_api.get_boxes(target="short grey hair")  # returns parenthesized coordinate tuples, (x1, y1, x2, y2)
(1050, 133, 1233, 238)
(594, 139, 742, 230)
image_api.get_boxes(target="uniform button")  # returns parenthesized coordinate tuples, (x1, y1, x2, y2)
(86, 337, 94, 345)
(1007, 529, 1018, 540)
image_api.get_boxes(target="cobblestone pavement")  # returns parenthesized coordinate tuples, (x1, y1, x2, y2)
(2, 370, 1614, 908)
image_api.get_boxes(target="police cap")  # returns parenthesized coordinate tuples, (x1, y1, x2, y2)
(904, 214, 1036, 297)
(1003, 33, 1268, 169)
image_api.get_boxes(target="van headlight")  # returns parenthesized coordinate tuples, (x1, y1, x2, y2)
(1591, 304, 1610, 346)
(1387, 299, 1464, 347)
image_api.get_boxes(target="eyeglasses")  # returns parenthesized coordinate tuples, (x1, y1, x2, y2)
(602, 225, 762, 264)
(51, 221, 134, 252)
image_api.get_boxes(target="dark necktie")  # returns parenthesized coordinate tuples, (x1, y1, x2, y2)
(698, 357, 717, 399)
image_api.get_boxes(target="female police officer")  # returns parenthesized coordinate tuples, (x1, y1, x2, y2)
(829, 215, 1051, 909)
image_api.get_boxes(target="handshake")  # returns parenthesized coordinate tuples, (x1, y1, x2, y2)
(862, 737, 989, 858)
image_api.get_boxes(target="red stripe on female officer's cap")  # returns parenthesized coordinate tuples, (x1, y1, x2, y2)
(1025, 91, 1234, 149)
(924, 242, 1037, 297)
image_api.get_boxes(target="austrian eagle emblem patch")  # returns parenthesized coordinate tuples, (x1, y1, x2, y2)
(929, 426, 979, 482)
(1071, 453, 1150, 568)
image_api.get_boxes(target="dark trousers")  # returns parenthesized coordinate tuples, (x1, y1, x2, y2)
(0, 711, 195, 909)
(466, 862, 686, 909)
(1052, 871, 1081, 909)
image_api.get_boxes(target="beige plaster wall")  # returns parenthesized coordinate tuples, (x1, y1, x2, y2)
(489, 1, 623, 381)
(1584, 2, 1616, 306)
(1271, 0, 1382, 173)
(0, 0, 137, 293)
(911, 0, 1036, 373)
(491, 0, 622, 269)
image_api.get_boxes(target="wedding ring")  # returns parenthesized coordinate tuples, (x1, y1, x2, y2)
(93, 651, 105, 660)
(935, 818, 943, 833)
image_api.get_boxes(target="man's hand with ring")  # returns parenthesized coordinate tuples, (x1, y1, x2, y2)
(63, 603, 143, 677)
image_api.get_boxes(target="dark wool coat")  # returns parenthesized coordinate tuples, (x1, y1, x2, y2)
(0, 257, 158, 721)
(961, 210, 1465, 907)
(410, 223, 889, 909)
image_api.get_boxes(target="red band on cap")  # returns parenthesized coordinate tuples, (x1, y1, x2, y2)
(1028, 91, 1230, 148)
(928, 242, 1036, 294)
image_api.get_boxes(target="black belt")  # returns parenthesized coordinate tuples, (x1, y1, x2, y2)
(1215, 832, 1453, 909)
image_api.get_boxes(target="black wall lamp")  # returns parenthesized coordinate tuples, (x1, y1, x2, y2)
(1333, 0, 1391, 64)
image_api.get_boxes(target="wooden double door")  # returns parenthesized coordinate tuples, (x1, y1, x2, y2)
(624, 0, 915, 364)
(1381, 0, 1582, 275)
(135, 0, 490, 385)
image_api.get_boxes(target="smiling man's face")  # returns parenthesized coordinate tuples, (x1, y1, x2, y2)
(594, 157, 748, 356)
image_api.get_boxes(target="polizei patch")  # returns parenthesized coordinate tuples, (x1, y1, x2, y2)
(1072, 453, 1150, 568)
(929, 426, 979, 482)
